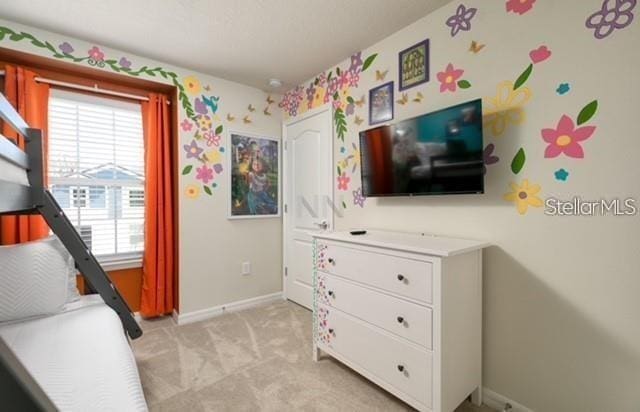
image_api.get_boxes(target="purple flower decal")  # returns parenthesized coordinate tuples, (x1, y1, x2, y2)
(194, 98, 208, 115)
(195, 165, 214, 184)
(58, 42, 74, 54)
(349, 52, 363, 73)
(586, 0, 636, 39)
(345, 103, 355, 116)
(445, 4, 478, 37)
(348, 72, 360, 88)
(483, 143, 499, 175)
(213, 163, 224, 174)
(353, 187, 366, 208)
(119, 57, 132, 69)
(306, 83, 316, 107)
(183, 140, 203, 159)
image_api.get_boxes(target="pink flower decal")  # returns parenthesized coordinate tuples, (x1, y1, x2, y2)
(180, 119, 193, 132)
(195, 165, 214, 184)
(541, 115, 596, 158)
(437, 63, 464, 93)
(506, 0, 537, 15)
(203, 131, 221, 147)
(337, 172, 350, 191)
(529, 45, 551, 64)
(88, 46, 104, 61)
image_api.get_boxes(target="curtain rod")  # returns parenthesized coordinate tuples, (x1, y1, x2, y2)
(0, 70, 170, 104)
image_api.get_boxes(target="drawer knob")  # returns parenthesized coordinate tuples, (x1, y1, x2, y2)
(396, 316, 404, 324)
(328, 290, 335, 298)
(397, 364, 405, 372)
(397, 274, 405, 281)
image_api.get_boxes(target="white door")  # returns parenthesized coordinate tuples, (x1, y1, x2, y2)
(283, 107, 333, 309)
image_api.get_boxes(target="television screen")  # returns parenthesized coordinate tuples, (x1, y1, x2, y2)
(359, 98, 484, 197)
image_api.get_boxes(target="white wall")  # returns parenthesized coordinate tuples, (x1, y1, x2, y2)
(281, 1, 640, 410)
(0, 18, 283, 315)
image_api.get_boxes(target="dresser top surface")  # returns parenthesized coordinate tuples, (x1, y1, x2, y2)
(312, 230, 489, 257)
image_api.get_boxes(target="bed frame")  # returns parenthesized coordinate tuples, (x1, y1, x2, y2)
(0, 91, 143, 407)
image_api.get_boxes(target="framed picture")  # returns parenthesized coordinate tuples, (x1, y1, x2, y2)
(399, 39, 430, 91)
(228, 131, 280, 219)
(369, 81, 394, 125)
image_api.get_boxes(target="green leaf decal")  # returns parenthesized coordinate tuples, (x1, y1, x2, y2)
(334, 108, 348, 141)
(336, 67, 341, 76)
(513, 64, 533, 90)
(347, 96, 355, 104)
(182, 165, 193, 175)
(577, 100, 598, 125)
(337, 165, 342, 175)
(203, 185, 212, 196)
(342, 201, 347, 209)
(362, 53, 378, 72)
(327, 71, 332, 81)
(457, 80, 471, 89)
(511, 148, 526, 174)
(215, 125, 224, 135)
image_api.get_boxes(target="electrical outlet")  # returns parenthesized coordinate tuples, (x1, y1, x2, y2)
(241, 262, 251, 275)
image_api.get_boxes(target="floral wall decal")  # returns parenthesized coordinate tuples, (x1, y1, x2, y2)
(556, 83, 571, 95)
(529, 45, 552, 64)
(352, 187, 366, 208)
(504, 179, 543, 214)
(437, 63, 471, 92)
(542, 114, 596, 159)
(554, 168, 569, 181)
(483, 143, 500, 174)
(446, 4, 478, 37)
(506, 0, 537, 15)
(483, 80, 532, 136)
(586, 0, 637, 39)
(511, 147, 526, 174)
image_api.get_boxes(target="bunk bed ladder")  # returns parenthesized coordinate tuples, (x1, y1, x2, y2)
(38, 189, 143, 339)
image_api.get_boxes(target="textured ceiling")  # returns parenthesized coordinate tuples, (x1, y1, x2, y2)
(0, 0, 451, 91)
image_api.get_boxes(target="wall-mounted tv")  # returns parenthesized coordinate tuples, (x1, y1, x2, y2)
(359, 98, 484, 197)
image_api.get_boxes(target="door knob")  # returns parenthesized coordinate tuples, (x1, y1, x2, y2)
(314, 220, 329, 230)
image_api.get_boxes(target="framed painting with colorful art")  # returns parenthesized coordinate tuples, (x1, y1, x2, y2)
(228, 131, 280, 219)
(369, 81, 394, 125)
(399, 39, 430, 91)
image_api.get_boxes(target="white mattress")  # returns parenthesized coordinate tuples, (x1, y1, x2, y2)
(0, 296, 148, 411)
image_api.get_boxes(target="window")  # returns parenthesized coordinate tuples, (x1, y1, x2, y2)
(48, 89, 145, 267)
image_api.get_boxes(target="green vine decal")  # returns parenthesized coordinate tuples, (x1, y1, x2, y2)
(334, 107, 348, 141)
(0, 26, 195, 119)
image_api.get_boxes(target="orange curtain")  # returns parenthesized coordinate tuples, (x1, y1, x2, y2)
(0, 65, 49, 245)
(140, 93, 175, 317)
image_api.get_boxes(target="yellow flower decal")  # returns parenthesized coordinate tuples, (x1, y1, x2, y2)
(184, 75, 202, 95)
(185, 184, 200, 199)
(483, 81, 532, 137)
(504, 179, 543, 215)
(312, 87, 326, 107)
(204, 149, 222, 164)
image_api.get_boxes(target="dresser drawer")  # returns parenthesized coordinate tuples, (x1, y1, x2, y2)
(316, 242, 433, 304)
(317, 272, 432, 348)
(317, 304, 432, 407)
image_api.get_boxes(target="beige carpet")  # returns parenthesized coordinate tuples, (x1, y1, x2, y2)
(133, 300, 494, 412)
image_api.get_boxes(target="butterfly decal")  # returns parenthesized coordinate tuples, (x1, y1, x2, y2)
(375, 69, 389, 81)
(396, 93, 409, 105)
(413, 92, 423, 103)
(354, 115, 364, 125)
(266, 95, 275, 104)
(243, 115, 252, 124)
(248, 104, 256, 112)
(226, 113, 235, 122)
(263, 106, 272, 116)
(202, 95, 220, 114)
(469, 40, 486, 54)
(354, 95, 366, 108)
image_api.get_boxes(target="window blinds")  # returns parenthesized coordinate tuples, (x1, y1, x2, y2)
(48, 89, 145, 263)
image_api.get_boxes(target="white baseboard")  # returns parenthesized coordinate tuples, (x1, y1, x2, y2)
(174, 291, 284, 325)
(483, 387, 533, 412)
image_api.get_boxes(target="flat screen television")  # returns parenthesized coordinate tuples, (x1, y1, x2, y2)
(359, 98, 484, 197)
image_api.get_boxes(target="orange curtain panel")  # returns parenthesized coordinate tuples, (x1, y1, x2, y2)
(140, 93, 175, 317)
(0, 65, 50, 245)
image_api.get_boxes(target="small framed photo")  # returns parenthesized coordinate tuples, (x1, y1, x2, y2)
(399, 39, 430, 91)
(369, 81, 394, 125)
(228, 131, 280, 219)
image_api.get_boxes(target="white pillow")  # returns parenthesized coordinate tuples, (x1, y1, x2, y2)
(0, 235, 76, 322)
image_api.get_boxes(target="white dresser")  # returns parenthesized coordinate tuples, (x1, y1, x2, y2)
(312, 230, 488, 412)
